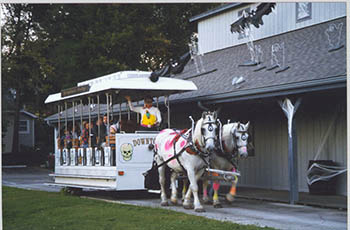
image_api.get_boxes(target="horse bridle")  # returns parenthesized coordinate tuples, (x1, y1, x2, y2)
(232, 128, 249, 151)
(201, 120, 219, 143)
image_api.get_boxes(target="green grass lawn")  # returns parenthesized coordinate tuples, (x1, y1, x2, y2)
(3, 186, 275, 230)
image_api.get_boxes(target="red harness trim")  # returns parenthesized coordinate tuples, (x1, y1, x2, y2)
(171, 129, 188, 145)
(186, 146, 197, 155)
(185, 140, 201, 155)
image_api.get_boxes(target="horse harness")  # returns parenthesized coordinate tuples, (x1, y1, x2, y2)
(155, 129, 210, 172)
(202, 116, 220, 146)
(216, 127, 249, 170)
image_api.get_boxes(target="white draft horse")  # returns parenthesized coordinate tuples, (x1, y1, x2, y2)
(202, 121, 250, 208)
(154, 111, 219, 212)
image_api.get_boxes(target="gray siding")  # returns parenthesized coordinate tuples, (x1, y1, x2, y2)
(238, 108, 289, 190)
(171, 91, 347, 196)
(3, 113, 36, 153)
(198, 2, 346, 54)
(18, 114, 35, 148)
(238, 94, 347, 196)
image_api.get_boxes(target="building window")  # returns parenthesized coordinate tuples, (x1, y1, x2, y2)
(238, 7, 251, 40)
(19, 120, 30, 134)
(296, 2, 312, 22)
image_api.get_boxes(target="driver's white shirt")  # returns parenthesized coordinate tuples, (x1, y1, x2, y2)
(127, 101, 162, 126)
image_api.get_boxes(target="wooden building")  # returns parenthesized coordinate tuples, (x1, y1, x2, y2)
(169, 2, 346, 197)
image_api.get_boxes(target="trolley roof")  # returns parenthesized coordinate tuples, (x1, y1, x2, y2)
(45, 70, 198, 104)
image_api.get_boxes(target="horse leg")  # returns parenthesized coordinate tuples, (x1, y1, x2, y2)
(202, 179, 211, 204)
(170, 171, 178, 205)
(183, 182, 193, 209)
(182, 178, 188, 202)
(226, 173, 238, 203)
(189, 169, 205, 212)
(158, 164, 168, 206)
(212, 181, 222, 208)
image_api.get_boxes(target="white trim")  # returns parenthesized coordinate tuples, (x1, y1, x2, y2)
(20, 110, 38, 119)
(45, 71, 198, 104)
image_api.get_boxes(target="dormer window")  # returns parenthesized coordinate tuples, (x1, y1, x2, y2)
(296, 3, 312, 22)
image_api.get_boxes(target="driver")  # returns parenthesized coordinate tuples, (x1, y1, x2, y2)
(125, 95, 161, 131)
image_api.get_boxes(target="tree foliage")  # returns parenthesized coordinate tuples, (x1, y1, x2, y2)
(1, 3, 219, 151)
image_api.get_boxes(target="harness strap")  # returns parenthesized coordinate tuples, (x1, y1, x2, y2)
(154, 129, 191, 171)
(173, 140, 187, 172)
(155, 128, 211, 173)
(155, 146, 187, 170)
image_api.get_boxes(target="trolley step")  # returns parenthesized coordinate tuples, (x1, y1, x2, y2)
(45, 183, 116, 191)
(49, 173, 116, 180)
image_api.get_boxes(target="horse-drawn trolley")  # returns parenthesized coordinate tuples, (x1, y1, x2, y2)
(45, 70, 197, 192)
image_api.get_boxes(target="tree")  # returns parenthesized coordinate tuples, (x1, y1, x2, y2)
(1, 3, 219, 152)
(27, 3, 219, 89)
(1, 4, 55, 152)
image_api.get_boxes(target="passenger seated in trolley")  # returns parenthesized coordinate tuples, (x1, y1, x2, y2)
(109, 119, 120, 134)
(80, 121, 89, 148)
(103, 114, 111, 135)
(89, 120, 97, 147)
(96, 117, 107, 148)
(64, 129, 73, 149)
(56, 128, 64, 149)
(125, 95, 161, 131)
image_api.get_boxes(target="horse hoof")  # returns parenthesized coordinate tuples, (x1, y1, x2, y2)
(161, 201, 169, 206)
(195, 208, 206, 213)
(170, 199, 178, 206)
(213, 203, 223, 208)
(226, 194, 235, 203)
(183, 204, 194, 209)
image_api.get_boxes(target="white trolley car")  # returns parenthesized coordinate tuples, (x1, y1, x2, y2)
(45, 70, 197, 191)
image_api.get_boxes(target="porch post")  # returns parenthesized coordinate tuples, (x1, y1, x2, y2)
(279, 98, 301, 204)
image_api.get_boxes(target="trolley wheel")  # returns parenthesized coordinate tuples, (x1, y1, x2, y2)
(69, 187, 83, 196)
(61, 187, 83, 196)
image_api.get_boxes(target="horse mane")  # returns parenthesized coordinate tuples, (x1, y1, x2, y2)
(222, 123, 237, 139)
(193, 117, 204, 147)
(221, 123, 239, 153)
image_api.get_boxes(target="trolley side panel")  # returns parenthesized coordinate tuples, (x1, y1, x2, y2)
(115, 133, 157, 190)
